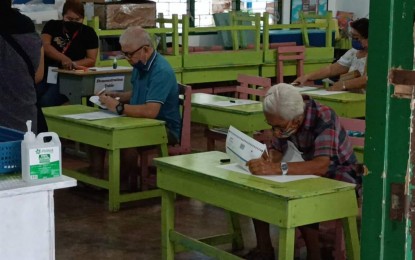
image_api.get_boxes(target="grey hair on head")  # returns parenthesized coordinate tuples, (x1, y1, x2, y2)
(263, 83, 305, 120)
(119, 26, 153, 48)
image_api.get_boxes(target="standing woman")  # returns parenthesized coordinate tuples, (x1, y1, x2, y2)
(39, 0, 98, 107)
(0, 0, 44, 133)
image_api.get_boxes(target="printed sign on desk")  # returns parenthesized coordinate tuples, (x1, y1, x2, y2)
(94, 76, 125, 93)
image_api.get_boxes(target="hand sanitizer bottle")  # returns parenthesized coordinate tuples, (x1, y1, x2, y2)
(21, 120, 62, 181)
(21, 120, 36, 181)
(113, 57, 118, 69)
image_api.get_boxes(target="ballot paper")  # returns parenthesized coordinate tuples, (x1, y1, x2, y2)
(217, 129, 316, 182)
(293, 86, 318, 92)
(225, 126, 267, 172)
(89, 96, 107, 109)
(217, 163, 318, 182)
(62, 111, 121, 120)
(207, 99, 260, 107)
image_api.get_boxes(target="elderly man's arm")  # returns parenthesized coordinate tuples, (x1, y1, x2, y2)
(247, 156, 330, 176)
(99, 94, 161, 118)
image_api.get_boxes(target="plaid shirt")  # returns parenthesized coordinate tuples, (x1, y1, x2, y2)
(272, 96, 358, 184)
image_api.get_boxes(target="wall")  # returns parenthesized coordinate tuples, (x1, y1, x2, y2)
(281, 0, 369, 23)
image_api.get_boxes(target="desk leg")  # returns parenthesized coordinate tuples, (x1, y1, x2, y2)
(342, 216, 361, 260)
(161, 190, 175, 260)
(278, 227, 295, 260)
(227, 212, 244, 251)
(159, 143, 169, 157)
(108, 149, 120, 212)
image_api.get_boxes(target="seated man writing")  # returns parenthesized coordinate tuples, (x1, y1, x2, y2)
(93, 26, 181, 189)
(245, 83, 360, 260)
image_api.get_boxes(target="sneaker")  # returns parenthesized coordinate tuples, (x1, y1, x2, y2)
(243, 248, 275, 260)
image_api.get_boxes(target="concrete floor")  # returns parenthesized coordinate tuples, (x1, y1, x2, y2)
(54, 123, 335, 260)
(55, 123, 263, 259)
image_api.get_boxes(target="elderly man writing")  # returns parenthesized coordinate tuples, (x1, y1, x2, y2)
(93, 26, 181, 189)
(245, 83, 359, 260)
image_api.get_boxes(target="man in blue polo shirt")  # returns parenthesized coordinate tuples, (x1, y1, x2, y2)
(96, 26, 181, 188)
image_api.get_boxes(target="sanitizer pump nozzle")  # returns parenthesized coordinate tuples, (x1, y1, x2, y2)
(23, 120, 36, 143)
(21, 120, 36, 181)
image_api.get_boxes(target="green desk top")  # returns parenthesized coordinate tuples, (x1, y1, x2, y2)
(305, 92, 366, 103)
(43, 105, 165, 130)
(155, 151, 355, 199)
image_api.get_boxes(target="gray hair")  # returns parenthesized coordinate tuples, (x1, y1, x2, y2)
(263, 83, 305, 120)
(119, 26, 153, 49)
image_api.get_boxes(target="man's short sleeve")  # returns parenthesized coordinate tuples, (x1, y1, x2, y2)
(146, 63, 176, 104)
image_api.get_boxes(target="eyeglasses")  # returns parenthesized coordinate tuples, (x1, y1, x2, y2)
(121, 45, 148, 59)
(348, 31, 363, 41)
(63, 15, 83, 23)
(265, 119, 288, 132)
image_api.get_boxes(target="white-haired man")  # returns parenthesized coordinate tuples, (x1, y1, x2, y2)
(94, 26, 181, 188)
(245, 83, 359, 260)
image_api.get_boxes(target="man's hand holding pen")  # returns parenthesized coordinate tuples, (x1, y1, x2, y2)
(97, 89, 120, 113)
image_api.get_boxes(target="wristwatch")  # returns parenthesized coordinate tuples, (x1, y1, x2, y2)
(115, 102, 125, 115)
(281, 162, 288, 176)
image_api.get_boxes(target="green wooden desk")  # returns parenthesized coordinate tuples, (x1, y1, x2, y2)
(55, 68, 132, 105)
(43, 105, 168, 211)
(155, 151, 360, 260)
(305, 92, 366, 118)
(191, 93, 269, 136)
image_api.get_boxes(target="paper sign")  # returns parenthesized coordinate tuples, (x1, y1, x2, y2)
(94, 76, 125, 93)
(47, 66, 58, 84)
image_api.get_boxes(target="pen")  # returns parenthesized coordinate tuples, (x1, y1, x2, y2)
(230, 100, 236, 103)
(97, 87, 106, 96)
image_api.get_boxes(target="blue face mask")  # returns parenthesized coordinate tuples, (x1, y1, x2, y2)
(133, 61, 147, 71)
(352, 39, 364, 50)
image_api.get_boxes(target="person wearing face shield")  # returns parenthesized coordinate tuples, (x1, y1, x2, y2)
(245, 84, 359, 260)
(293, 18, 369, 92)
(37, 0, 98, 107)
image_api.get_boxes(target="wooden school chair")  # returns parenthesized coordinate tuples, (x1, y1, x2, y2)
(139, 83, 192, 190)
(276, 45, 305, 83)
(205, 74, 272, 151)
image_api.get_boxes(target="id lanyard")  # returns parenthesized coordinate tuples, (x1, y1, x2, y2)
(62, 30, 79, 55)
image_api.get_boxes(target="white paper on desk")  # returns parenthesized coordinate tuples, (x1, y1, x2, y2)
(94, 76, 125, 93)
(217, 163, 318, 182)
(47, 66, 58, 84)
(208, 99, 260, 107)
(89, 66, 131, 71)
(225, 126, 266, 171)
(301, 89, 347, 96)
(62, 111, 121, 120)
(294, 86, 318, 92)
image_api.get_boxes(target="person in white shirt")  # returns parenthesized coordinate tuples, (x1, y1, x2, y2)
(293, 18, 369, 92)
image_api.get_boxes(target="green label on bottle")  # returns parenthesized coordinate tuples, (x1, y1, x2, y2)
(28, 146, 61, 179)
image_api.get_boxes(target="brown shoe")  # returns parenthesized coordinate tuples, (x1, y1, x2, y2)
(244, 248, 275, 260)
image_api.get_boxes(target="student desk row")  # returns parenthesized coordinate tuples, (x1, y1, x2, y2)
(42, 105, 169, 211)
(155, 151, 361, 260)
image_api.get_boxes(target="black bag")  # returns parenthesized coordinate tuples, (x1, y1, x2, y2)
(0, 32, 48, 133)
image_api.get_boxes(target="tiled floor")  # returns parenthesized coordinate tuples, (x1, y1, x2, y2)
(55, 123, 266, 259)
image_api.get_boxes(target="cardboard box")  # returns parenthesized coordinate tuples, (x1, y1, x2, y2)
(94, 1, 156, 29)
